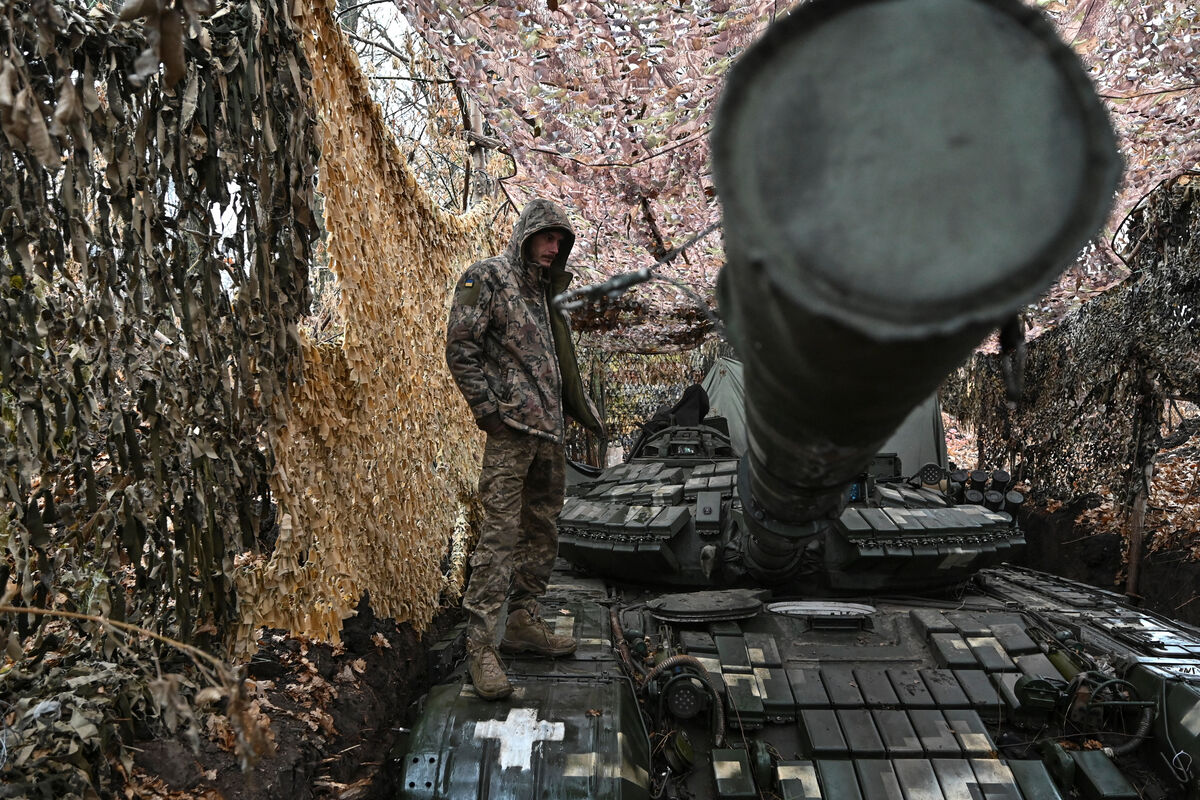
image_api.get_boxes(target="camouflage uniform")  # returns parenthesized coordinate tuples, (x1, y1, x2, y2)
(446, 199, 602, 651)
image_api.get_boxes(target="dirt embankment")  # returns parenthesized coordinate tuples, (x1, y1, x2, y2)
(131, 597, 463, 800)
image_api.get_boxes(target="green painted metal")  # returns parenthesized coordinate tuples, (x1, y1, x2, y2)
(1008, 760, 1067, 800)
(777, 761, 824, 800)
(1069, 751, 1139, 800)
(710, 748, 758, 799)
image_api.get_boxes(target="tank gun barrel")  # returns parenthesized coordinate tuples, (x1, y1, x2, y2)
(710, 0, 1120, 526)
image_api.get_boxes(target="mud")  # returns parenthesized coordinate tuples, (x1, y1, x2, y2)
(133, 595, 464, 800)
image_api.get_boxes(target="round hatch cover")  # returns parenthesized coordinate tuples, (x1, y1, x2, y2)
(647, 589, 766, 622)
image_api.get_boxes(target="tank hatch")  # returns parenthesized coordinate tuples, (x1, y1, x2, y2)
(767, 601, 877, 631)
(647, 589, 768, 623)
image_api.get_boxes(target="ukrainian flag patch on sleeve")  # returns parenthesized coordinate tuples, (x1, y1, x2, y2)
(456, 276, 482, 305)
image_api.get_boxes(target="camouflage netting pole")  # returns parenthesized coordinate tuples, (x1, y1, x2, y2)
(943, 173, 1200, 593)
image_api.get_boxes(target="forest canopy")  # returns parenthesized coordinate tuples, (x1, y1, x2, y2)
(380, 0, 1200, 349)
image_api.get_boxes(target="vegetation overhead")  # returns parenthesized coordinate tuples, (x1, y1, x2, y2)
(367, 0, 1200, 348)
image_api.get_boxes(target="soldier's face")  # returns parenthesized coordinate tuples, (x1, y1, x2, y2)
(528, 230, 566, 269)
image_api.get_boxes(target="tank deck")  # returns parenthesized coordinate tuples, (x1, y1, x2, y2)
(396, 566, 1198, 799)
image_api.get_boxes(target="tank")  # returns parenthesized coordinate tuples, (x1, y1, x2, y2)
(391, 1, 1200, 798)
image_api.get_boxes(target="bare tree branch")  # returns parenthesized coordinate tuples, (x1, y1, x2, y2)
(1100, 84, 1200, 100)
(529, 132, 706, 169)
(345, 30, 423, 70)
(336, 0, 392, 18)
(364, 74, 457, 84)
(463, 130, 506, 151)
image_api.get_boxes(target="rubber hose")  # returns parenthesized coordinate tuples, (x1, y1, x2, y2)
(609, 608, 645, 677)
(1106, 705, 1155, 757)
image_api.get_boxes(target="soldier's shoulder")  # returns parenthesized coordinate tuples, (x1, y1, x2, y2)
(454, 257, 506, 305)
(467, 253, 508, 272)
(458, 256, 509, 284)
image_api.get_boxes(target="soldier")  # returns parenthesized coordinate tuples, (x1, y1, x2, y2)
(445, 198, 604, 700)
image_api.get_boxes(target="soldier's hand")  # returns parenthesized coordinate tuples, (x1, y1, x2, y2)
(477, 412, 506, 435)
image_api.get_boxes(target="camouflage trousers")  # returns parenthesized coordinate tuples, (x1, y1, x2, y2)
(463, 426, 565, 650)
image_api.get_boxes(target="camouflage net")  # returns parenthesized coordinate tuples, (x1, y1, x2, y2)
(0, 1, 317, 794)
(0, 0, 500, 792)
(943, 174, 1200, 542)
(0, 0, 317, 646)
(567, 342, 717, 462)
(235, 0, 498, 644)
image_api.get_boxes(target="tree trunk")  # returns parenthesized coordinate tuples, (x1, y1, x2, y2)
(1125, 367, 1161, 601)
(465, 97, 489, 208)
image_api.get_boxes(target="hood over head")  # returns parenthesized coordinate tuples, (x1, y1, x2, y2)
(504, 198, 576, 275)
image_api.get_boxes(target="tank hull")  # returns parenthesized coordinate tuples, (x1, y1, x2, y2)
(395, 564, 1199, 799)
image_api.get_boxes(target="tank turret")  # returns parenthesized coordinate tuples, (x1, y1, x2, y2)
(709, 0, 1120, 583)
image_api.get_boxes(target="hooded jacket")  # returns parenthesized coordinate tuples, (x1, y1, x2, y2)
(446, 199, 602, 443)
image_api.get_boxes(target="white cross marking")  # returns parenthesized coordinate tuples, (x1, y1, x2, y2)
(473, 708, 565, 770)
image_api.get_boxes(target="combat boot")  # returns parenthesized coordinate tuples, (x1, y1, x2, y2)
(468, 645, 513, 700)
(500, 608, 577, 657)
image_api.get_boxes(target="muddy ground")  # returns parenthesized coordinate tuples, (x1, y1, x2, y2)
(130, 597, 464, 800)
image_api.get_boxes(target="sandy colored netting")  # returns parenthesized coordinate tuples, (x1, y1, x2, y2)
(234, 0, 499, 644)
